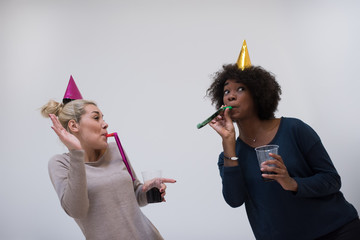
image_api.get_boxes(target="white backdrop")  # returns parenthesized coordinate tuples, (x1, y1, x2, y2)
(1, 1, 360, 239)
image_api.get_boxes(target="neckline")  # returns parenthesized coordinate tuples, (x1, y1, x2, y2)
(85, 147, 109, 166)
(237, 117, 284, 149)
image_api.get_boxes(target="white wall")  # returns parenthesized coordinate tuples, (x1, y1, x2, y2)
(1, 0, 359, 239)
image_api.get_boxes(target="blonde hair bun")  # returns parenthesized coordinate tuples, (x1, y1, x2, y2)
(41, 100, 63, 118)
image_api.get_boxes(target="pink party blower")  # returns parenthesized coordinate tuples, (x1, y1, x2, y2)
(107, 132, 135, 181)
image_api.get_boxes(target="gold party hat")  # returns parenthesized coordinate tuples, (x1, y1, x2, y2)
(236, 40, 251, 70)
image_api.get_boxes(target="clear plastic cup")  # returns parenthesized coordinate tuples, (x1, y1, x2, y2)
(141, 170, 162, 203)
(255, 145, 279, 182)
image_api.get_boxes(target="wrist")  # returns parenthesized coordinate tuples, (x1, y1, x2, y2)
(285, 178, 298, 192)
(222, 134, 236, 142)
(223, 155, 238, 161)
(290, 179, 298, 192)
(222, 139, 236, 152)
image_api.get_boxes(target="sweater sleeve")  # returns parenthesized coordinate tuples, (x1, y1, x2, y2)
(218, 153, 247, 208)
(294, 141, 341, 198)
(48, 150, 90, 219)
(292, 120, 341, 198)
(125, 156, 148, 207)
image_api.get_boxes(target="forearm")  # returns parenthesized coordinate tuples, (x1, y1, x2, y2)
(221, 165, 246, 207)
(295, 141, 341, 198)
(49, 150, 89, 218)
(134, 180, 148, 206)
(218, 154, 246, 207)
(127, 158, 148, 206)
(222, 138, 238, 167)
(294, 172, 340, 198)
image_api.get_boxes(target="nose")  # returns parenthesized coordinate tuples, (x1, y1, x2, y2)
(226, 91, 237, 102)
(102, 121, 108, 129)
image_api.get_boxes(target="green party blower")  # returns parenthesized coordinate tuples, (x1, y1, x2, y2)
(196, 106, 232, 129)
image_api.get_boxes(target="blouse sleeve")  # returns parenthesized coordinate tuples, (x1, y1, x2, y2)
(48, 150, 90, 219)
(294, 140, 341, 198)
(125, 156, 148, 207)
(293, 121, 341, 198)
(218, 153, 248, 208)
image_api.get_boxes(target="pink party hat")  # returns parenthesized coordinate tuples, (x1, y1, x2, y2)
(63, 75, 83, 104)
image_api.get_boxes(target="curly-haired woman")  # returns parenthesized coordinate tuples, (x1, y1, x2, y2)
(207, 63, 360, 240)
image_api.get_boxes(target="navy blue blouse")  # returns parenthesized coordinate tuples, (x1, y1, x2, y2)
(218, 117, 358, 240)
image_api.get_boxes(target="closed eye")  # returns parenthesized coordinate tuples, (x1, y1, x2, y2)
(91, 111, 104, 121)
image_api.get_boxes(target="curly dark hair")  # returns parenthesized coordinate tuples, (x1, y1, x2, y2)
(206, 64, 282, 120)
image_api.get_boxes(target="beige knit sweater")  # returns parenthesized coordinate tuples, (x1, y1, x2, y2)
(48, 142, 163, 240)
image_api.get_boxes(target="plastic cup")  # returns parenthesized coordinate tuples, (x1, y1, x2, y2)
(141, 170, 162, 203)
(254, 145, 279, 182)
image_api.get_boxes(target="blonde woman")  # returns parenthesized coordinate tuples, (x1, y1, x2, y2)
(41, 98, 175, 240)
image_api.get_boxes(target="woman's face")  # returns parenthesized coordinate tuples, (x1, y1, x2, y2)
(76, 104, 109, 150)
(223, 79, 256, 120)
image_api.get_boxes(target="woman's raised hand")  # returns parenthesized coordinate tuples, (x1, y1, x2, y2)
(49, 114, 82, 151)
(209, 107, 235, 140)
